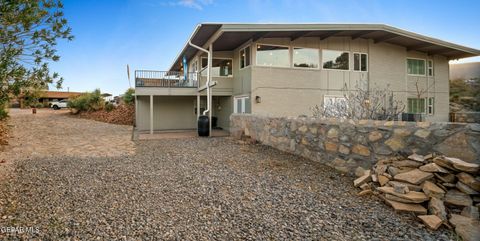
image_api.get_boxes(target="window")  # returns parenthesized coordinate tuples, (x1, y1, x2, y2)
(407, 98, 426, 114)
(234, 96, 249, 114)
(427, 97, 434, 115)
(353, 53, 368, 72)
(240, 46, 251, 69)
(407, 58, 426, 75)
(322, 50, 349, 70)
(427, 60, 434, 76)
(201, 58, 233, 77)
(323, 95, 347, 109)
(256, 44, 290, 67)
(293, 47, 319, 68)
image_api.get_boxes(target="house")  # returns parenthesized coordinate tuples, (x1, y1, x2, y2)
(134, 23, 480, 135)
(37, 91, 83, 107)
(13, 91, 83, 108)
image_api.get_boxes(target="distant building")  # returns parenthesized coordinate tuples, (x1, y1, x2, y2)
(13, 91, 83, 108)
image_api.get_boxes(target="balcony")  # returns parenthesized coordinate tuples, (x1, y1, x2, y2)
(135, 70, 198, 88)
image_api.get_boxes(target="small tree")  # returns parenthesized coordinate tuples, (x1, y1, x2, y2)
(22, 87, 42, 107)
(68, 89, 104, 112)
(0, 0, 73, 112)
(123, 88, 135, 105)
(311, 83, 405, 121)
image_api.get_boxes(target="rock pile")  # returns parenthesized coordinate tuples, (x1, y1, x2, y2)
(354, 153, 480, 241)
(75, 104, 134, 126)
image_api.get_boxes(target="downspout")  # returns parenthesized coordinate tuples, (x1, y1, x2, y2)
(188, 40, 212, 135)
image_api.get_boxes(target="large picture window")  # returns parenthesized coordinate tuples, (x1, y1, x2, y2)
(201, 58, 233, 77)
(256, 44, 290, 67)
(240, 46, 251, 69)
(353, 53, 368, 72)
(322, 50, 349, 70)
(407, 98, 426, 114)
(407, 58, 426, 76)
(293, 47, 319, 68)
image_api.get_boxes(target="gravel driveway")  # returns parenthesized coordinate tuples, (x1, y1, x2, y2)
(0, 109, 454, 240)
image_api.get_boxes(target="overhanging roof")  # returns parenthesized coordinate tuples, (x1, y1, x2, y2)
(170, 23, 480, 71)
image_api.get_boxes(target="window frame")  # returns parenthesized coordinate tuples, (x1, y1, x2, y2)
(239, 45, 251, 69)
(292, 47, 320, 70)
(200, 57, 234, 78)
(406, 58, 427, 76)
(427, 59, 434, 77)
(255, 43, 291, 69)
(233, 95, 249, 114)
(321, 49, 350, 71)
(407, 98, 426, 114)
(353, 52, 368, 72)
(427, 97, 434, 115)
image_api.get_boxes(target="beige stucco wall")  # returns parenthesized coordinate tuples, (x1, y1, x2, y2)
(137, 96, 197, 131)
(246, 37, 450, 121)
(212, 96, 233, 130)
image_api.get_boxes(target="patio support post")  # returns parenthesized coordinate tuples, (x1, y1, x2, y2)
(208, 43, 213, 137)
(150, 95, 153, 135)
(134, 94, 138, 128)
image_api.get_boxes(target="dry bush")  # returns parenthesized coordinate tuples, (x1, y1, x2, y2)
(311, 83, 405, 121)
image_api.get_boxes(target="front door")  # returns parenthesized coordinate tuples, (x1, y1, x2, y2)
(234, 96, 248, 114)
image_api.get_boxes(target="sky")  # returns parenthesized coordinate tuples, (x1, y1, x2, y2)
(50, 0, 480, 95)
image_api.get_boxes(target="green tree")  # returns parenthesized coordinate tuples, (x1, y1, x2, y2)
(123, 88, 135, 105)
(0, 0, 73, 117)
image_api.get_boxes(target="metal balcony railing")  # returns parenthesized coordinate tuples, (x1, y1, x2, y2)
(135, 70, 198, 88)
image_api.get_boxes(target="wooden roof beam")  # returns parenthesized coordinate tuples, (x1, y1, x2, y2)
(319, 30, 342, 40)
(427, 48, 456, 55)
(351, 30, 377, 40)
(374, 33, 399, 44)
(407, 42, 435, 51)
(252, 32, 268, 42)
(290, 31, 312, 41)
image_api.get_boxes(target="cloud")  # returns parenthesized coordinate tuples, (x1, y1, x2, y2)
(177, 0, 213, 10)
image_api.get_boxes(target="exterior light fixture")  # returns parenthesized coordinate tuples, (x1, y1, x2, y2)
(255, 96, 261, 103)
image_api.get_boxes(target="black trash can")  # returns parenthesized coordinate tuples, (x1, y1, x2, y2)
(198, 115, 209, 137)
(212, 116, 218, 128)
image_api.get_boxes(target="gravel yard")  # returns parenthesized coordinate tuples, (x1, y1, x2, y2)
(0, 109, 455, 240)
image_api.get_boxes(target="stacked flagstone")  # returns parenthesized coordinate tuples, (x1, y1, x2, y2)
(354, 153, 480, 241)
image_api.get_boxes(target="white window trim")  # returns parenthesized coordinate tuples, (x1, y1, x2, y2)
(406, 57, 427, 76)
(239, 45, 251, 70)
(427, 97, 434, 115)
(352, 52, 368, 72)
(407, 97, 427, 114)
(233, 95, 249, 114)
(255, 43, 291, 69)
(200, 57, 234, 78)
(321, 49, 350, 72)
(292, 47, 320, 70)
(427, 59, 434, 77)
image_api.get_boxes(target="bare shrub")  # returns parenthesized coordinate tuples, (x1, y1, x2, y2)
(311, 83, 405, 121)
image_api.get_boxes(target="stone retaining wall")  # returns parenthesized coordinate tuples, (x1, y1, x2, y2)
(230, 114, 480, 175)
